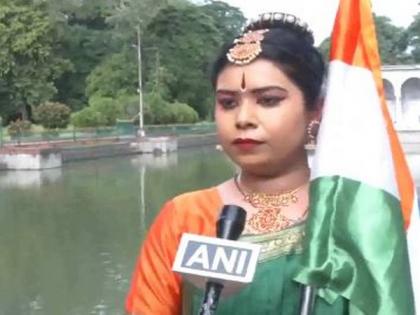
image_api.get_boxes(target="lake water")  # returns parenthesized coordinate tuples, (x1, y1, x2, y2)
(0, 146, 418, 315)
(0, 147, 235, 315)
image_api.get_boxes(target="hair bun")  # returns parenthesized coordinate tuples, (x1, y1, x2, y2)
(245, 12, 314, 45)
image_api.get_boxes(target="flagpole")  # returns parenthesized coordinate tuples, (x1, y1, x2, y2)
(298, 286, 316, 315)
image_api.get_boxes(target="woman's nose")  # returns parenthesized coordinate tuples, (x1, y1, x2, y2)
(235, 101, 257, 129)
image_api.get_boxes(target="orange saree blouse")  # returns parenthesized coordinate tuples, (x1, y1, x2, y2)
(125, 187, 222, 315)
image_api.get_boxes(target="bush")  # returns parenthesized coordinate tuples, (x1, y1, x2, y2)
(7, 119, 31, 137)
(143, 93, 199, 124)
(113, 93, 152, 123)
(115, 94, 139, 119)
(89, 96, 122, 126)
(145, 92, 171, 124)
(169, 101, 199, 123)
(33, 102, 71, 129)
(71, 107, 106, 128)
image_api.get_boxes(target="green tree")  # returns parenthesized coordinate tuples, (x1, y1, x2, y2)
(374, 15, 409, 64)
(201, 1, 246, 43)
(71, 107, 106, 128)
(33, 101, 71, 129)
(86, 50, 138, 99)
(83, 0, 187, 123)
(406, 13, 420, 63)
(144, 92, 198, 124)
(318, 38, 331, 62)
(106, 0, 189, 41)
(0, 3, 70, 121)
(146, 5, 223, 118)
(89, 95, 122, 126)
(317, 15, 410, 65)
(115, 93, 143, 121)
(47, 0, 120, 110)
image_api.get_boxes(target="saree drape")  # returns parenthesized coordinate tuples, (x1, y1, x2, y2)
(126, 188, 348, 315)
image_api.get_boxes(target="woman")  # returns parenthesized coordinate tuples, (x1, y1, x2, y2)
(126, 12, 348, 315)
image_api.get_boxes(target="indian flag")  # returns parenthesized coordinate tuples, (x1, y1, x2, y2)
(295, 0, 420, 313)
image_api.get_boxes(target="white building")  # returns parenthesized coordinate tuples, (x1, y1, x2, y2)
(382, 64, 420, 130)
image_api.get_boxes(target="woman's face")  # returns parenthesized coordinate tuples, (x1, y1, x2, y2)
(215, 58, 316, 176)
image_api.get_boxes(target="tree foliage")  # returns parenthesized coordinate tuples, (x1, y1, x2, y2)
(144, 92, 199, 124)
(374, 15, 410, 64)
(318, 38, 331, 63)
(317, 14, 416, 65)
(0, 3, 70, 120)
(88, 95, 122, 126)
(2, 0, 417, 127)
(146, 5, 222, 118)
(86, 51, 137, 99)
(48, 1, 119, 110)
(33, 101, 71, 129)
(0, 0, 247, 124)
(71, 107, 106, 128)
(201, 1, 246, 43)
(7, 119, 31, 137)
(406, 13, 420, 63)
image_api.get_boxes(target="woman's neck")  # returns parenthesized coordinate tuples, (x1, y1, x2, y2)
(238, 165, 310, 194)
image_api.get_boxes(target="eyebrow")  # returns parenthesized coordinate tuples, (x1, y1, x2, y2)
(216, 86, 288, 94)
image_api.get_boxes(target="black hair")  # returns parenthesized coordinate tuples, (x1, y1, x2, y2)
(211, 14, 325, 110)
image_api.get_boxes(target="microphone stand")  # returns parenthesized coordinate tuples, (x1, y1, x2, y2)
(198, 282, 224, 315)
(299, 285, 316, 315)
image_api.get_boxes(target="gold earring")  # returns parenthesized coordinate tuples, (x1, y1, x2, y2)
(306, 120, 320, 144)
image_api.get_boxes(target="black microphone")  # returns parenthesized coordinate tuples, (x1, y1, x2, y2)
(198, 205, 247, 315)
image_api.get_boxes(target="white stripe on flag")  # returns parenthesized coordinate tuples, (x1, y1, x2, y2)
(312, 61, 398, 198)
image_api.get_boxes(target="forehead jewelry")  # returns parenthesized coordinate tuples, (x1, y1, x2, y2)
(227, 29, 268, 65)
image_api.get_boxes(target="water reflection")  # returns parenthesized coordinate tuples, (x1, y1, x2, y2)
(0, 168, 62, 189)
(130, 152, 178, 169)
(138, 165, 146, 236)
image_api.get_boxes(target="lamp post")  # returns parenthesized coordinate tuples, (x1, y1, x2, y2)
(136, 24, 145, 137)
(0, 116, 2, 148)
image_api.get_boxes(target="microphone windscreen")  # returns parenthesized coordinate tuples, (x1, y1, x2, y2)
(216, 205, 246, 240)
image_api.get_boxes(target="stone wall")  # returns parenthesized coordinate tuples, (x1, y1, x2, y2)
(178, 133, 218, 148)
(61, 142, 134, 162)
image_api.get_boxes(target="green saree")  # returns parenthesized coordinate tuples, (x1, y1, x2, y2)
(181, 223, 349, 315)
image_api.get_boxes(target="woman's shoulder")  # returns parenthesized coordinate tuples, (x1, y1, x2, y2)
(172, 186, 221, 207)
(167, 186, 222, 235)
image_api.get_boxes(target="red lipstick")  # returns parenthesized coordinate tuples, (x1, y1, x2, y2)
(232, 138, 263, 150)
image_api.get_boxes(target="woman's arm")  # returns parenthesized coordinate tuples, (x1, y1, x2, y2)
(126, 201, 182, 315)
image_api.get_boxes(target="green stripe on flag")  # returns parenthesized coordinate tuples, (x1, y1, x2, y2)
(295, 176, 415, 315)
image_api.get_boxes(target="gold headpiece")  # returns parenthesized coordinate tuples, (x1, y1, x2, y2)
(245, 12, 313, 44)
(226, 29, 268, 65)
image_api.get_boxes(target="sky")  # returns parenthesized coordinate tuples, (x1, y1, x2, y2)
(222, 0, 420, 44)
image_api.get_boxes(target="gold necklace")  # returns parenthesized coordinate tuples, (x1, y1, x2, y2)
(234, 174, 307, 233)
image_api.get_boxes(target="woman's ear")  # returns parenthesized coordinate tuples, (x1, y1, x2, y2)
(305, 97, 324, 145)
(309, 96, 324, 122)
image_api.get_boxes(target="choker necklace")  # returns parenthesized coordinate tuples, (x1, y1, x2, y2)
(234, 174, 307, 233)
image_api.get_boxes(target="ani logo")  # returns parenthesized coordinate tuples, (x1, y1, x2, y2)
(173, 233, 260, 283)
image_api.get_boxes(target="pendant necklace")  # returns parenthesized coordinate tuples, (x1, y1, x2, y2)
(234, 174, 308, 233)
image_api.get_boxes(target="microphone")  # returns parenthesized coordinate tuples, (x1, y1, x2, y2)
(299, 285, 316, 315)
(172, 205, 261, 313)
(198, 205, 247, 315)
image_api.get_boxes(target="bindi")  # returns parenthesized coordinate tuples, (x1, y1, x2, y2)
(240, 72, 247, 92)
